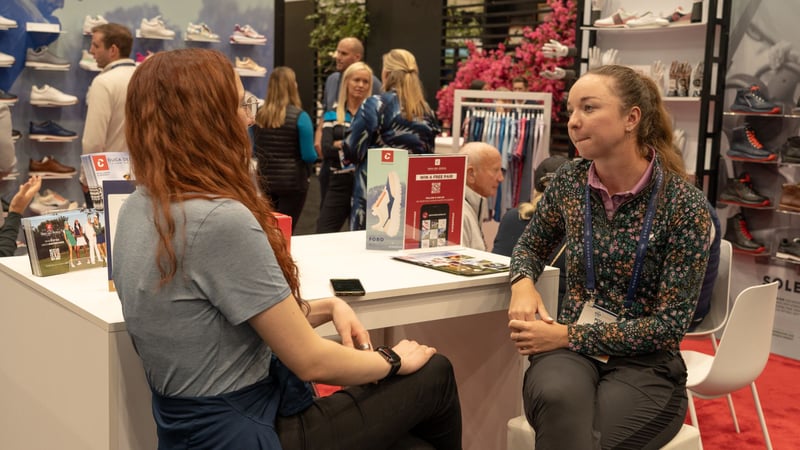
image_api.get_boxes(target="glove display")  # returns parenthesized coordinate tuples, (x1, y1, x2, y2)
(541, 67, 577, 81)
(588, 46, 620, 70)
(650, 60, 665, 95)
(690, 61, 704, 97)
(542, 39, 577, 58)
(668, 61, 692, 97)
(673, 128, 687, 155)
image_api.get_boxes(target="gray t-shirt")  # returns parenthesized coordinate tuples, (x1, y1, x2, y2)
(113, 191, 291, 397)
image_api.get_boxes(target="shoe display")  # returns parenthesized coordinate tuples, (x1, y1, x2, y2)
(0, 14, 18, 29)
(776, 238, 800, 263)
(82, 15, 108, 35)
(37, 188, 72, 208)
(235, 57, 267, 76)
(719, 173, 771, 208)
(230, 24, 267, 44)
(79, 50, 100, 72)
(186, 22, 220, 42)
(666, 6, 691, 23)
(29, 156, 77, 175)
(139, 16, 176, 39)
(779, 136, 800, 164)
(25, 46, 70, 69)
(625, 12, 668, 28)
(29, 121, 79, 141)
(730, 85, 782, 114)
(30, 84, 79, 106)
(726, 124, 776, 162)
(778, 183, 800, 212)
(724, 212, 766, 254)
(0, 51, 14, 66)
(593, 9, 639, 28)
(0, 88, 18, 105)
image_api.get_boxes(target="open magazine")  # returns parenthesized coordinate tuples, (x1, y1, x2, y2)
(392, 250, 509, 276)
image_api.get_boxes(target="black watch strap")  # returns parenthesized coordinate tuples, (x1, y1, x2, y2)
(510, 273, 527, 286)
(375, 346, 401, 381)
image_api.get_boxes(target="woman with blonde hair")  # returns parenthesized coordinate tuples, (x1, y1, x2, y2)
(253, 66, 317, 231)
(344, 48, 439, 230)
(113, 48, 461, 449)
(316, 61, 373, 233)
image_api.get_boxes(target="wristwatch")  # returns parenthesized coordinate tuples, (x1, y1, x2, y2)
(510, 273, 527, 286)
(375, 346, 401, 381)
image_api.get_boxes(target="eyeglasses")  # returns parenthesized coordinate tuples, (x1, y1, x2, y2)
(240, 95, 259, 118)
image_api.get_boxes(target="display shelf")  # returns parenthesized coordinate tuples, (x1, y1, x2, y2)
(581, 22, 706, 33)
(723, 155, 779, 165)
(229, 40, 266, 46)
(28, 137, 79, 143)
(0, 63, 13, 68)
(717, 200, 775, 210)
(663, 97, 702, 103)
(25, 65, 70, 71)
(723, 111, 799, 118)
(235, 68, 266, 77)
(25, 22, 62, 33)
(185, 37, 220, 43)
(134, 29, 174, 40)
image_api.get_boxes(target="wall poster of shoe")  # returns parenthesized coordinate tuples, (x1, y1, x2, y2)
(722, 0, 800, 360)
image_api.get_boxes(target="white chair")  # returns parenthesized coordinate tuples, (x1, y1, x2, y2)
(681, 281, 779, 450)
(684, 239, 733, 350)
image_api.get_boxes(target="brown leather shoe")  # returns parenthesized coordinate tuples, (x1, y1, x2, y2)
(29, 156, 77, 175)
(779, 183, 800, 212)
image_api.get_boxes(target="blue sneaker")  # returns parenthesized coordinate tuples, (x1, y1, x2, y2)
(730, 85, 782, 114)
(29, 120, 78, 141)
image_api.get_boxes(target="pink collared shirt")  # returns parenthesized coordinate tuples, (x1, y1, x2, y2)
(587, 150, 655, 219)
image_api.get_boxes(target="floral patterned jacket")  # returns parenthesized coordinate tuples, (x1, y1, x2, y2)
(510, 157, 711, 357)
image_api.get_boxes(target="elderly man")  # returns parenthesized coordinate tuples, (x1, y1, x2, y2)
(459, 142, 504, 251)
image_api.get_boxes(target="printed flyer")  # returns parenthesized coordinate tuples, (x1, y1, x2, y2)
(365, 148, 409, 250)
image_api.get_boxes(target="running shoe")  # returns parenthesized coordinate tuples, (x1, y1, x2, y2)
(186, 22, 220, 42)
(139, 16, 176, 39)
(30, 84, 79, 106)
(83, 15, 108, 35)
(25, 46, 70, 69)
(230, 24, 267, 44)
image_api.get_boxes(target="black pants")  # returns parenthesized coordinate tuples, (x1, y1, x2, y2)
(267, 190, 308, 232)
(277, 354, 462, 450)
(317, 171, 354, 233)
(523, 349, 687, 450)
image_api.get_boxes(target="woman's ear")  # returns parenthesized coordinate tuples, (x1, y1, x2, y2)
(626, 105, 641, 132)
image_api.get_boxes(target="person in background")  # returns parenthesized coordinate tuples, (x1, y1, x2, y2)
(344, 48, 439, 231)
(252, 66, 317, 231)
(316, 62, 373, 233)
(458, 141, 504, 251)
(114, 48, 461, 449)
(314, 37, 382, 206)
(0, 175, 40, 257)
(0, 104, 15, 178)
(508, 65, 711, 449)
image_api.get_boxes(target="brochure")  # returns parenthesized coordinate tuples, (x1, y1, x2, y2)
(80, 152, 132, 210)
(365, 148, 409, 250)
(404, 154, 466, 249)
(103, 180, 135, 290)
(21, 208, 106, 277)
(392, 250, 509, 276)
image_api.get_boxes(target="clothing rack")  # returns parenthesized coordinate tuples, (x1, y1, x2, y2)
(451, 89, 552, 217)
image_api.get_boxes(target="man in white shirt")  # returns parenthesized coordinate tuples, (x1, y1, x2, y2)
(82, 23, 135, 156)
(459, 142, 504, 251)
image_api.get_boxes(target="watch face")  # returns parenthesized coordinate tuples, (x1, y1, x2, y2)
(377, 346, 400, 363)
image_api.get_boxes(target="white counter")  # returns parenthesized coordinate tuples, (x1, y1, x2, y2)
(0, 231, 558, 450)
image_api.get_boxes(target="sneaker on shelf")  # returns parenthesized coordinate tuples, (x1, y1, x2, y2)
(593, 9, 639, 27)
(665, 6, 691, 23)
(38, 188, 72, 208)
(29, 156, 77, 176)
(626, 11, 668, 28)
(0, 51, 14, 66)
(29, 120, 79, 141)
(25, 46, 70, 69)
(776, 238, 800, 263)
(0, 14, 18, 29)
(12, 129, 22, 141)
(79, 49, 100, 72)
(235, 57, 267, 76)
(0, 88, 18, 105)
(730, 85, 782, 114)
(779, 136, 800, 164)
(140, 16, 176, 39)
(726, 124, 776, 162)
(724, 212, 766, 254)
(230, 24, 267, 44)
(778, 183, 800, 212)
(718, 173, 771, 207)
(82, 15, 108, 35)
(186, 22, 220, 41)
(135, 51, 155, 65)
(30, 84, 79, 106)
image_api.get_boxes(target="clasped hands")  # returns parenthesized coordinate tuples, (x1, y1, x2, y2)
(507, 281, 568, 355)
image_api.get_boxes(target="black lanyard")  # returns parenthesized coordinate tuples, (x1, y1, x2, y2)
(583, 165, 663, 310)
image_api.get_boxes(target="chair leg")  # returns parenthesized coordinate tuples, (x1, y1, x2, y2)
(750, 382, 773, 450)
(687, 390, 699, 430)
(725, 391, 740, 433)
(708, 334, 719, 352)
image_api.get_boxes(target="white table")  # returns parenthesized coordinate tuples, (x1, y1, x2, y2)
(0, 231, 558, 450)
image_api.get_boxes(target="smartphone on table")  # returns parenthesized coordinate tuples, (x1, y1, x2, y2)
(330, 278, 366, 296)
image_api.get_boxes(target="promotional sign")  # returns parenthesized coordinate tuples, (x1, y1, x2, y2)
(404, 154, 466, 249)
(365, 148, 409, 250)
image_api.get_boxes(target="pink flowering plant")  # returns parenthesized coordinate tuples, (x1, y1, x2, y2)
(436, 0, 576, 126)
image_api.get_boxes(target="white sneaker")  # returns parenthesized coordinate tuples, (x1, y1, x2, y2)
(186, 22, 220, 42)
(235, 57, 267, 76)
(230, 24, 267, 44)
(39, 188, 72, 208)
(626, 12, 668, 28)
(0, 15, 18, 29)
(30, 85, 79, 106)
(594, 9, 639, 27)
(0, 51, 14, 66)
(83, 15, 108, 35)
(79, 50, 100, 72)
(140, 16, 175, 39)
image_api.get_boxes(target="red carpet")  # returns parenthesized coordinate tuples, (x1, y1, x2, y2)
(680, 338, 800, 449)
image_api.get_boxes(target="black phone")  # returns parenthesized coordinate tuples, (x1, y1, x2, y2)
(419, 204, 449, 248)
(330, 278, 366, 296)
